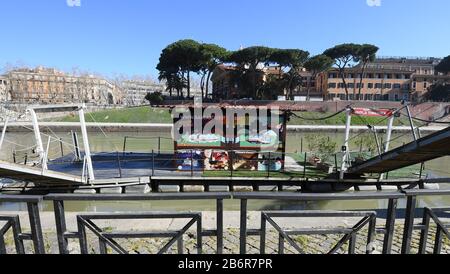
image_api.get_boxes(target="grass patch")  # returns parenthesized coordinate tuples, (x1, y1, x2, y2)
(52, 107, 410, 126)
(288, 111, 409, 126)
(53, 107, 172, 124)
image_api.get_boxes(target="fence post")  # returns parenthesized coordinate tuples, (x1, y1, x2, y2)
(303, 152, 307, 178)
(117, 151, 122, 178)
(401, 195, 417, 254)
(60, 138, 64, 157)
(239, 199, 248, 254)
(158, 137, 161, 155)
(152, 149, 155, 177)
(383, 198, 398, 254)
(122, 136, 127, 156)
(53, 200, 69, 254)
(216, 199, 224, 254)
(267, 152, 271, 178)
(191, 150, 194, 177)
(27, 202, 45, 254)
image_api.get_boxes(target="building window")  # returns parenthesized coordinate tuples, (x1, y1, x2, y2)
(328, 83, 336, 88)
(413, 82, 416, 89)
(424, 82, 427, 89)
(384, 83, 392, 89)
(375, 83, 382, 89)
(347, 83, 355, 89)
(402, 84, 410, 90)
(393, 84, 401, 89)
(329, 73, 337, 78)
(356, 83, 364, 89)
(347, 73, 353, 79)
(367, 74, 373, 79)
(338, 83, 345, 89)
(368, 83, 374, 89)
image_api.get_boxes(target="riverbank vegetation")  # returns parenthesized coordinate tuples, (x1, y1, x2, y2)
(54, 106, 410, 126)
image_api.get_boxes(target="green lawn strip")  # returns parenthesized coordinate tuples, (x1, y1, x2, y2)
(50, 107, 410, 126)
(52, 107, 172, 124)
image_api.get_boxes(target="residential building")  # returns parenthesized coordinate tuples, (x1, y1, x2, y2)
(211, 64, 284, 100)
(366, 57, 441, 75)
(121, 80, 165, 106)
(0, 76, 10, 102)
(2, 67, 124, 105)
(321, 68, 414, 101)
(322, 57, 450, 102)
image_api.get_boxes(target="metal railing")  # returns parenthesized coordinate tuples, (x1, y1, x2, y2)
(45, 193, 230, 254)
(0, 190, 449, 254)
(234, 191, 403, 254)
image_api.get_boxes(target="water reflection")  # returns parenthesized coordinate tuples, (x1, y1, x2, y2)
(1, 131, 449, 212)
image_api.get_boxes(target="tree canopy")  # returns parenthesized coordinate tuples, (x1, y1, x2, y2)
(436, 55, 450, 74)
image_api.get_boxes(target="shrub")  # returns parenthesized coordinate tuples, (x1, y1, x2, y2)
(145, 92, 164, 105)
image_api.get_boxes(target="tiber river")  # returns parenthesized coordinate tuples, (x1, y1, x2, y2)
(0, 130, 449, 212)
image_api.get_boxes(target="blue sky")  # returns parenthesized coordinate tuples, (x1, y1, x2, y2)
(0, 0, 449, 78)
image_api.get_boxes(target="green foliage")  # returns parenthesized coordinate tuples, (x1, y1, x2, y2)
(228, 46, 275, 69)
(269, 49, 309, 69)
(424, 84, 450, 102)
(145, 92, 164, 105)
(355, 133, 378, 157)
(354, 44, 379, 64)
(324, 43, 379, 100)
(157, 39, 229, 98)
(436, 55, 450, 74)
(56, 107, 172, 124)
(323, 43, 361, 64)
(304, 55, 334, 73)
(306, 135, 337, 159)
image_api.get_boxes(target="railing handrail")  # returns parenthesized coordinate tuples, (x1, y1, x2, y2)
(232, 191, 405, 200)
(44, 192, 232, 201)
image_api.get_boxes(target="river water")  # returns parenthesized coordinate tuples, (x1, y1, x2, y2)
(0, 130, 449, 212)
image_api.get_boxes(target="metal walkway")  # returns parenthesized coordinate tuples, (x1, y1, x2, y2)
(0, 160, 84, 185)
(348, 126, 450, 174)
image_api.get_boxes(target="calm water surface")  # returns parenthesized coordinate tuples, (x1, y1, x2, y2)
(1, 130, 449, 212)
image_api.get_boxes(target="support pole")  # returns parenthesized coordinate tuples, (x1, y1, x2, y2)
(384, 114, 395, 153)
(72, 131, 81, 161)
(42, 136, 51, 170)
(0, 116, 9, 151)
(340, 107, 352, 180)
(405, 105, 417, 142)
(380, 114, 395, 181)
(78, 105, 95, 181)
(28, 108, 47, 170)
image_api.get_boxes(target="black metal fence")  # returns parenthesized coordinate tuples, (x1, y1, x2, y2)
(0, 190, 449, 254)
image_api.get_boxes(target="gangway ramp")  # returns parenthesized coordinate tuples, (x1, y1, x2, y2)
(0, 160, 84, 185)
(348, 127, 450, 175)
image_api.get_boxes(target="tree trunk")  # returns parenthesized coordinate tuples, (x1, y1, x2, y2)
(206, 70, 212, 99)
(339, 69, 349, 100)
(187, 70, 191, 98)
(306, 73, 315, 101)
(200, 72, 205, 99)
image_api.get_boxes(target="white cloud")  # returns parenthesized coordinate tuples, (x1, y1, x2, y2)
(67, 0, 81, 7)
(367, 0, 382, 7)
